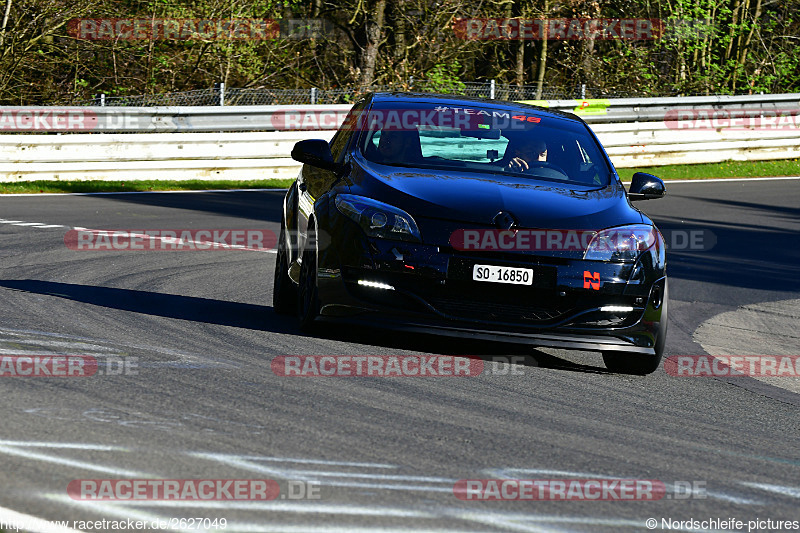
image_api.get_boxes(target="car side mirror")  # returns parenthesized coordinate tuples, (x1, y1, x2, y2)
(628, 172, 666, 201)
(291, 139, 339, 172)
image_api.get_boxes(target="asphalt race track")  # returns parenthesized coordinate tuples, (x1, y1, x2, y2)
(0, 178, 798, 532)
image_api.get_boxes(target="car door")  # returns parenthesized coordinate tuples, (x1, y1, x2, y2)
(295, 97, 370, 258)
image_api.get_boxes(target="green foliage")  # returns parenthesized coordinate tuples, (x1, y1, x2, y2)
(0, 179, 295, 194)
(424, 62, 466, 94)
(0, 0, 798, 104)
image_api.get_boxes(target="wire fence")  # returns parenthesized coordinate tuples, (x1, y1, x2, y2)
(77, 81, 640, 107)
(77, 79, 767, 107)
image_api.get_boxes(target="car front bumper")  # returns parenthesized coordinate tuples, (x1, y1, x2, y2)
(315, 232, 667, 355)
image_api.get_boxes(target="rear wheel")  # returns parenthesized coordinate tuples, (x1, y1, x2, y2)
(297, 232, 320, 332)
(272, 220, 296, 315)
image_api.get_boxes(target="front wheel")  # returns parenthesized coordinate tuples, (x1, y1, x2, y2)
(272, 221, 296, 315)
(602, 351, 662, 375)
(604, 282, 668, 375)
(297, 236, 320, 332)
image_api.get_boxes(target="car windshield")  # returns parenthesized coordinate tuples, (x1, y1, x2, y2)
(358, 101, 611, 186)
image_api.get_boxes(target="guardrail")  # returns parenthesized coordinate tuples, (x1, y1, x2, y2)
(0, 106, 351, 133)
(2, 124, 797, 182)
(0, 132, 334, 182)
(0, 93, 798, 182)
(594, 122, 800, 167)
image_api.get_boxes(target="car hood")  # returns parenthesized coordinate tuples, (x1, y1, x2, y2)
(351, 162, 642, 230)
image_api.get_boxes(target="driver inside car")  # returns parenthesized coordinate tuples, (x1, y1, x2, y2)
(505, 139, 547, 173)
(374, 129, 422, 164)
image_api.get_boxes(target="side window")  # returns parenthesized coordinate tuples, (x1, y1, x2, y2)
(330, 99, 368, 163)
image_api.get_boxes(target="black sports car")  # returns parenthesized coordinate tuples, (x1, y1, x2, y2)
(273, 93, 668, 374)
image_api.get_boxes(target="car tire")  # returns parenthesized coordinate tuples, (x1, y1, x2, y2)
(603, 283, 668, 375)
(297, 231, 320, 332)
(272, 220, 296, 315)
(602, 350, 662, 375)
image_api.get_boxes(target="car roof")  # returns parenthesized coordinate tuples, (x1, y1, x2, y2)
(368, 91, 583, 123)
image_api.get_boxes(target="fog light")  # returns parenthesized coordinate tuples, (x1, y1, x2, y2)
(358, 280, 394, 290)
(651, 284, 663, 309)
(600, 306, 634, 313)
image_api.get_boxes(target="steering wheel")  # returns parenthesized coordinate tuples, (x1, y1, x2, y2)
(517, 160, 569, 178)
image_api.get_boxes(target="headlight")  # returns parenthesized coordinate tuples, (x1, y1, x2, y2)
(583, 224, 657, 262)
(335, 194, 422, 242)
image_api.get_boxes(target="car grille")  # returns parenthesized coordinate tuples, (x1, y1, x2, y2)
(428, 296, 571, 324)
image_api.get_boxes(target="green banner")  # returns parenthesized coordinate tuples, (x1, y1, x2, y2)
(572, 99, 610, 115)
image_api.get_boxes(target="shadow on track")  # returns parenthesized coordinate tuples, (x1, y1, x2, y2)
(654, 217, 800, 292)
(91, 190, 286, 222)
(645, 184, 800, 293)
(0, 279, 296, 334)
(314, 324, 613, 375)
(0, 279, 613, 375)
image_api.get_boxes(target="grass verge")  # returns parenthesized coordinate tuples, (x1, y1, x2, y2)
(0, 159, 798, 194)
(616, 158, 800, 181)
(0, 179, 295, 194)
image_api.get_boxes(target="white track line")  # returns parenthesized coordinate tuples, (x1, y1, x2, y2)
(741, 481, 800, 499)
(0, 219, 63, 228)
(69, 228, 277, 254)
(0, 441, 124, 450)
(0, 444, 148, 478)
(0, 222, 279, 253)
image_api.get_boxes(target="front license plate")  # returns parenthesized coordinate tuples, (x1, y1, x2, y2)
(472, 264, 533, 285)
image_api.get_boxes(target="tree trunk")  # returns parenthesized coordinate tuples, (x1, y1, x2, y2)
(735, 0, 762, 93)
(535, 0, 548, 99)
(393, 0, 407, 83)
(507, 0, 523, 90)
(0, 0, 11, 49)
(725, 0, 742, 61)
(580, 0, 600, 89)
(359, 0, 387, 87)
